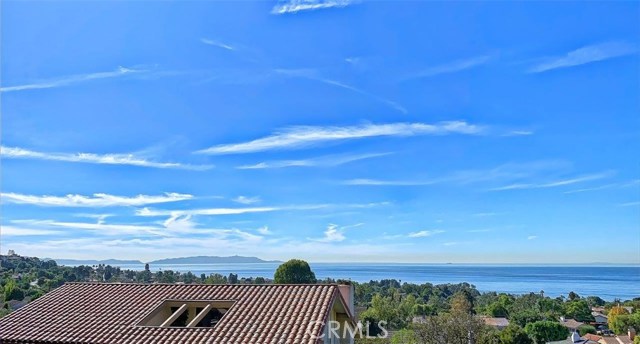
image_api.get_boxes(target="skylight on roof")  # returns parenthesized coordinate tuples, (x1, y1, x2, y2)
(137, 300, 234, 328)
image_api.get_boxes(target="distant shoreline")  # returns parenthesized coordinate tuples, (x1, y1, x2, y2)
(52, 260, 640, 267)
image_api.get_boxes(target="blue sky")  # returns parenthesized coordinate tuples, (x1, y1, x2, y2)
(1, 0, 639, 263)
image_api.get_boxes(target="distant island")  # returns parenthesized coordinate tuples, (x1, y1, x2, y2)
(48, 256, 281, 266)
(49, 258, 144, 266)
(149, 256, 281, 264)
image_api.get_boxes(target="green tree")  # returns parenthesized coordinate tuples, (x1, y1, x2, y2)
(273, 259, 316, 284)
(486, 302, 509, 317)
(411, 313, 486, 344)
(450, 291, 474, 315)
(477, 327, 502, 344)
(608, 313, 640, 335)
(205, 273, 227, 284)
(509, 309, 544, 327)
(608, 306, 630, 333)
(228, 273, 238, 284)
(360, 311, 386, 337)
(4, 280, 25, 301)
(524, 321, 569, 344)
(577, 325, 596, 336)
(391, 329, 417, 344)
(500, 324, 534, 344)
(585, 296, 605, 307)
(564, 300, 593, 322)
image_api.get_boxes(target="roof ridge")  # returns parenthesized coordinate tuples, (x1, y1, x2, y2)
(64, 282, 344, 286)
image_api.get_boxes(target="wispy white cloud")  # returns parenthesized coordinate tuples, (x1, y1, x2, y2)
(467, 229, 493, 233)
(317, 224, 346, 242)
(1, 146, 212, 170)
(406, 55, 491, 79)
(408, 230, 444, 238)
(564, 179, 639, 194)
(12, 219, 163, 236)
(136, 202, 379, 219)
(232, 196, 261, 205)
(344, 179, 437, 186)
(10, 218, 264, 241)
(473, 212, 498, 217)
(2, 192, 193, 207)
(310, 222, 363, 242)
(503, 130, 534, 137)
(346, 202, 391, 209)
(237, 152, 391, 169)
(343, 162, 610, 191)
(136, 206, 280, 217)
(529, 41, 637, 73)
(490, 171, 613, 191)
(1, 66, 146, 93)
(274, 68, 407, 113)
(344, 161, 561, 186)
(200, 38, 235, 51)
(158, 215, 263, 240)
(618, 201, 640, 207)
(196, 121, 483, 155)
(0, 226, 62, 236)
(345, 57, 361, 65)
(527, 235, 538, 240)
(272, 0, 355, 14)
(257, 226, 271, 235)
(74, 213, 113, 224)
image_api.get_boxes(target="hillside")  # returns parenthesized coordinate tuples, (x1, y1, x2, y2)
(148, 255, 280, 264)
(51, 259, 144, 266)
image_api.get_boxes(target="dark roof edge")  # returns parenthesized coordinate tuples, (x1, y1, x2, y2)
(63, 282, 351, 286)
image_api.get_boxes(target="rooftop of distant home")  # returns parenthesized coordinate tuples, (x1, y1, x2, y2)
(0, 283, 355, 344)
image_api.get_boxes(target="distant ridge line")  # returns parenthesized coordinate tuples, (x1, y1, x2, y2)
(46, 256, 281, 266)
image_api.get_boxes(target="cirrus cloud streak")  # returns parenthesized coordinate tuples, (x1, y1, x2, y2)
(1, 146, 212, 170)
(2, 192, 193, 207)
(196, 121, 484, 155)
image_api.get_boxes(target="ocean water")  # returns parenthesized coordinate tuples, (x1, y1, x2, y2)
(113, 263, 639, 300)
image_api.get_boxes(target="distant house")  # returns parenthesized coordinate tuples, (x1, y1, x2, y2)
(0, 283, 356, 344)
(559, 317, 584, 331)
(581, 333, 603, 343)
(6, 300, 27, 311)
(601, 336, 634, 344)
(591, 311, 607, 325)
(412, 316, 427, 324)
(547, 331, 599, 344)
(482, 317, 510, 330)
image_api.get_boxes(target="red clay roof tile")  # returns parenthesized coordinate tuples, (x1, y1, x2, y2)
(0, 283, 346, 344)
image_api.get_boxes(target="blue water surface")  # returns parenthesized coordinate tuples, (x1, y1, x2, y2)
(108, 263, 640, 301)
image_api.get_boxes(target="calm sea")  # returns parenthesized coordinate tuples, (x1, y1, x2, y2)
(111, 263, 639, 301)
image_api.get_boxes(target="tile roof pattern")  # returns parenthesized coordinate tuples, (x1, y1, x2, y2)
(0, 283, 347, 344)
(560, 318, 584, 330)
(582, 333, 603, 342)
(482, 317, 510, 328)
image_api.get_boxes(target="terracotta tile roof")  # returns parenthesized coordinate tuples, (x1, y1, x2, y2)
(601, 337, 619, 344)
(560, 318, 584, 330)
(0, 283, 352, 344)
(582, 333, 603, 342)
(616, 335, 634, 344)
(481, 317, 510, 328)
